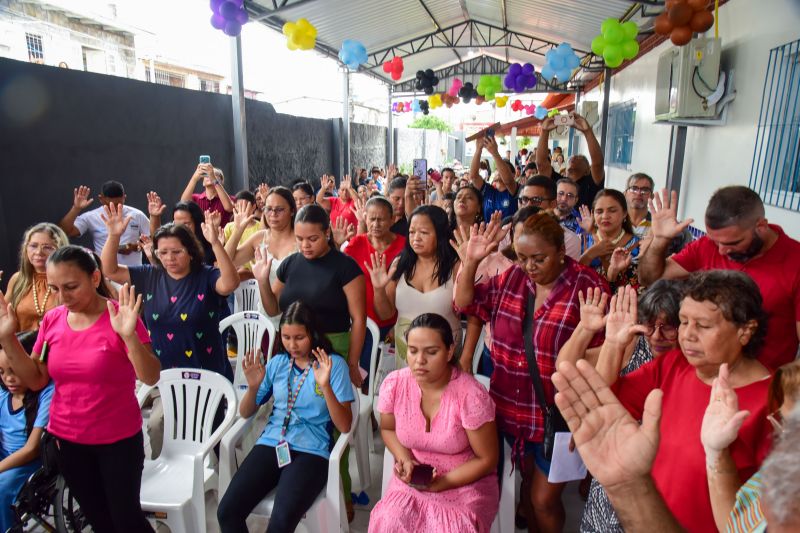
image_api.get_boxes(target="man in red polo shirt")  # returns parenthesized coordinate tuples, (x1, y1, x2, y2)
(639, 186, 800, 370)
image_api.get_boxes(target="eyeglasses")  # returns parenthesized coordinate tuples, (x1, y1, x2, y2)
(627, 186, 653, 196)
(154, 248, 187, 259)
(27, 243, 57, 254)
(264, 206, 287, 214)
(641, 322, 678, 340)
(557, 191, 577, 200)
(519, 196, 549, 205)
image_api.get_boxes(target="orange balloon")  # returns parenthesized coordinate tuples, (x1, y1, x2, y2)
(670, 26, 693, 46)
(665, 0, 681, 8)
(690, 10, 714, 32)
(687, 0, 707, 10)
(669, 2, 693, 26)
(654, 12, 674, 35)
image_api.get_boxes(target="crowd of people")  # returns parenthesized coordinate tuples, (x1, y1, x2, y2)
(0, 112, 798, 533)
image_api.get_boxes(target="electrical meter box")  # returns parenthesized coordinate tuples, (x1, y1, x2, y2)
(655, 37, 721, 120)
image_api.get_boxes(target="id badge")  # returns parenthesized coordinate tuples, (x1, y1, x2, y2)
(276, 441, 292, 468)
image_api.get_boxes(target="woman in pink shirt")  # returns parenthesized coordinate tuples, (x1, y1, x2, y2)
(0, 245, 160, 533)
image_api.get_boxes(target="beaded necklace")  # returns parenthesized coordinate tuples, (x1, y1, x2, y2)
(31, 279, 52, 317)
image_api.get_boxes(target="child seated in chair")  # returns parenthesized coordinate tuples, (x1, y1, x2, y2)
(0, 332, 53, 532)
(217, 301, 354, 533)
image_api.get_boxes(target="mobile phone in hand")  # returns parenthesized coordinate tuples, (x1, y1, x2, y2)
(409, 463, 434, 488)
(413, 158, 428, 188)
(199, 155, 211, 164)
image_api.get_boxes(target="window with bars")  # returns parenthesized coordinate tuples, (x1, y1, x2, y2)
(25, 33, 44, 63)
(749, 38, 800, 211)
(605, 101, 636, 169)
(145, 68, 185, 88)
(200, 78, 220, 93)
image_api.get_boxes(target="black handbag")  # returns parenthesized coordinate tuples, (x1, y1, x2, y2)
(523, 293, 569, 461)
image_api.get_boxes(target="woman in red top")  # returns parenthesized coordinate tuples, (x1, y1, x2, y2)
(600, 271, 773, 533)
(455, 213, 609, 533)
(345, 197, 405, 370)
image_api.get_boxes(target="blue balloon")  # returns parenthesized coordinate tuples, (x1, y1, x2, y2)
(541, 64, 555, 81)
(412, 99, 421, 112)
(556, 69, 572, 81)
(534, 106, 549, 120)
(339, 39, 367, 70)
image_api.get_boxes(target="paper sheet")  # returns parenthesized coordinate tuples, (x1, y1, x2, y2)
(547, 432, 588, 483)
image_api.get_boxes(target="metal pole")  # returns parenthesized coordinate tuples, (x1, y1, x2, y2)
(666, 125, 687, 194)
(599, 68, 612, 154)
(230, 35, 248, 193)
(568, 90, 581, 157)
(387, 86, 394, 167)
(341, 68, 351, 179)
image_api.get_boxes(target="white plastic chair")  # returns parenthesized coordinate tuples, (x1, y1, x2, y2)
(219, 311, 276, 397)
(233, 279, 261, 313)
(352, 318, 380, 490)
(219, 385, 360, 533)
(138, 369, 237, 533)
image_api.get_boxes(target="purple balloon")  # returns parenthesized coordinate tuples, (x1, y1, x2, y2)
(504, 73, 515, 90)
(219, 0, 239, 19)
(234, 7, 248, 24)
(210, 0, 225, 12)
(509, 63, 522, 76)
(514, 78, 525, 93)
(223, 20, 242, 36)
(522, 63, 534, 75)
(211, 13, 225, 30)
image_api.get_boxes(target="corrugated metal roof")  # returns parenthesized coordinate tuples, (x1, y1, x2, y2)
(250, 0, 635, 87)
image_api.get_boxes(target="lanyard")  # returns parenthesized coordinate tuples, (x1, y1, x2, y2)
(280, 359, 311, 439)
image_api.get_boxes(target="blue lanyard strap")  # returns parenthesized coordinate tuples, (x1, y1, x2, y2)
(280, 359, 311, 439)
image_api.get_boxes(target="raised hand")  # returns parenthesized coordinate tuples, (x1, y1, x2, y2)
(607, 247, 634, 281)
(487, 211, 510, 245)
(0, 289, 20, 341)
(571, 112, 590, 133)
(108, 283, 142, 339)
(139, 235, 154, 262)
(73, 186, 93, 210)
(483, 135, 500, 155)
(449, 224, 470, 262)
(341, 174, 352, 191)
(242, 349, 266, 390)
(578, 287, 610, 333)
(101, 202, 132, 237)
(331, 217, 355, 248)
(350, 197, 366, 224)
(255, 183, 270, 206)
(649, 189, 694, 241)
(232, 200, 256, 232)
(578, 205, 594, 234)
(541, 116, 557, 132)
(387, 163, 397, 179)
(320, 174, 334, 192)
(311, 347, 333, 388)
(605, 285, 648, 346)
(201, 210, 222, 244)
(251, 244, 273, 285)
(366, 251, 394, 289)
(701, 363, 750, 461)
(463, 222, 500, 264)
(553, 359, 662, 489)
(147, 191, 166, 217)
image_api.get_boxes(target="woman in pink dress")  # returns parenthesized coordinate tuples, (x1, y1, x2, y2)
(370, 313, 498, 533)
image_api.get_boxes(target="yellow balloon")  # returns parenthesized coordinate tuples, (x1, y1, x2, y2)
(495, 95, 509, 108)
(428, 94, 443, 109)
(283, 18, 316, 51)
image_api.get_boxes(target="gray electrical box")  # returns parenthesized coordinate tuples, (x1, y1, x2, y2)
(655, 37, 721, 120)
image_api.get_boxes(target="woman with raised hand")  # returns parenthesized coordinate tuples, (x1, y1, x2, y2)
(148, 193, 217, 266)
(217, 301, 354, 533)
(448, 185, 484, 236)
(454, 213, 609, 533)
(367, 205, 461, 365)
(0, 246, 160, 532)
(599, 271, 773, 532)
(4, 223, 69, 333)
(370, 313, 498, 533)
(578, 189, 640, 290)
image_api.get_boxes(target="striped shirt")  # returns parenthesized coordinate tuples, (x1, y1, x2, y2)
(456, 258, 608, 442)
(726, 471, 766, 533)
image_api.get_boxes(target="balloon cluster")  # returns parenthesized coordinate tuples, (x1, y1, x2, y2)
(495, 95, 509, 108)
(523, 104, 535, 115)
(504, 63, 537, 93)
(415, 69, 439, 95)
(419, 100, 430, 115)
(393, 101, 414, 113)
(210, 0, 249, 36)
(282, 18, 317, 50)
(428, 93, 443, 110)
(511, 99, 524, 112)
(477, 75, 502, 101)
(591, 19, 640, 68)
(534, 106, 549, 119)
(459, 82, 479, 103)
(442, 93, 459, 107)
(542, 43, 581, 83)
(339, 40, 367, 70)
(382, 56, 404, 80)
(448, 79, 463, 97)
(548, 109, 560, 118)
(654, 0, 714, 46)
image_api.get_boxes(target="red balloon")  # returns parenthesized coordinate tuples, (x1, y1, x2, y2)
(687, 0, 708, 10)
(670, 26, 693, 46)
(669, 2, 693, 26)
(690, 10, 714, 32)
(654, 12, 673, 35)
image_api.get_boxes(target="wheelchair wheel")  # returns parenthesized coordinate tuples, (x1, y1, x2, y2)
(53, 475, 87, 533)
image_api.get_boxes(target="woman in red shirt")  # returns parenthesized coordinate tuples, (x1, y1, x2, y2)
(599, 271, 773, 532)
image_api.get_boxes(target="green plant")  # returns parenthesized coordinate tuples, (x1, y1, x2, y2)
(408, 115, 451, 133)
(519, 135, 532, 147)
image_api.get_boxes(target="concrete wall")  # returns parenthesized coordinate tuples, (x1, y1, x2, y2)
(580, 0, 800, 237)
(350, 122, 386, 174)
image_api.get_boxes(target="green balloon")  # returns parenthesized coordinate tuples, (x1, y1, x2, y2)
(622, 39, 639, 60)
(591, 35, 606, 56)
(622, 21, 639, 40)
(603, 45, 623, 68)
(600, 18, 619, 35)
(604, 25, 624, 45)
